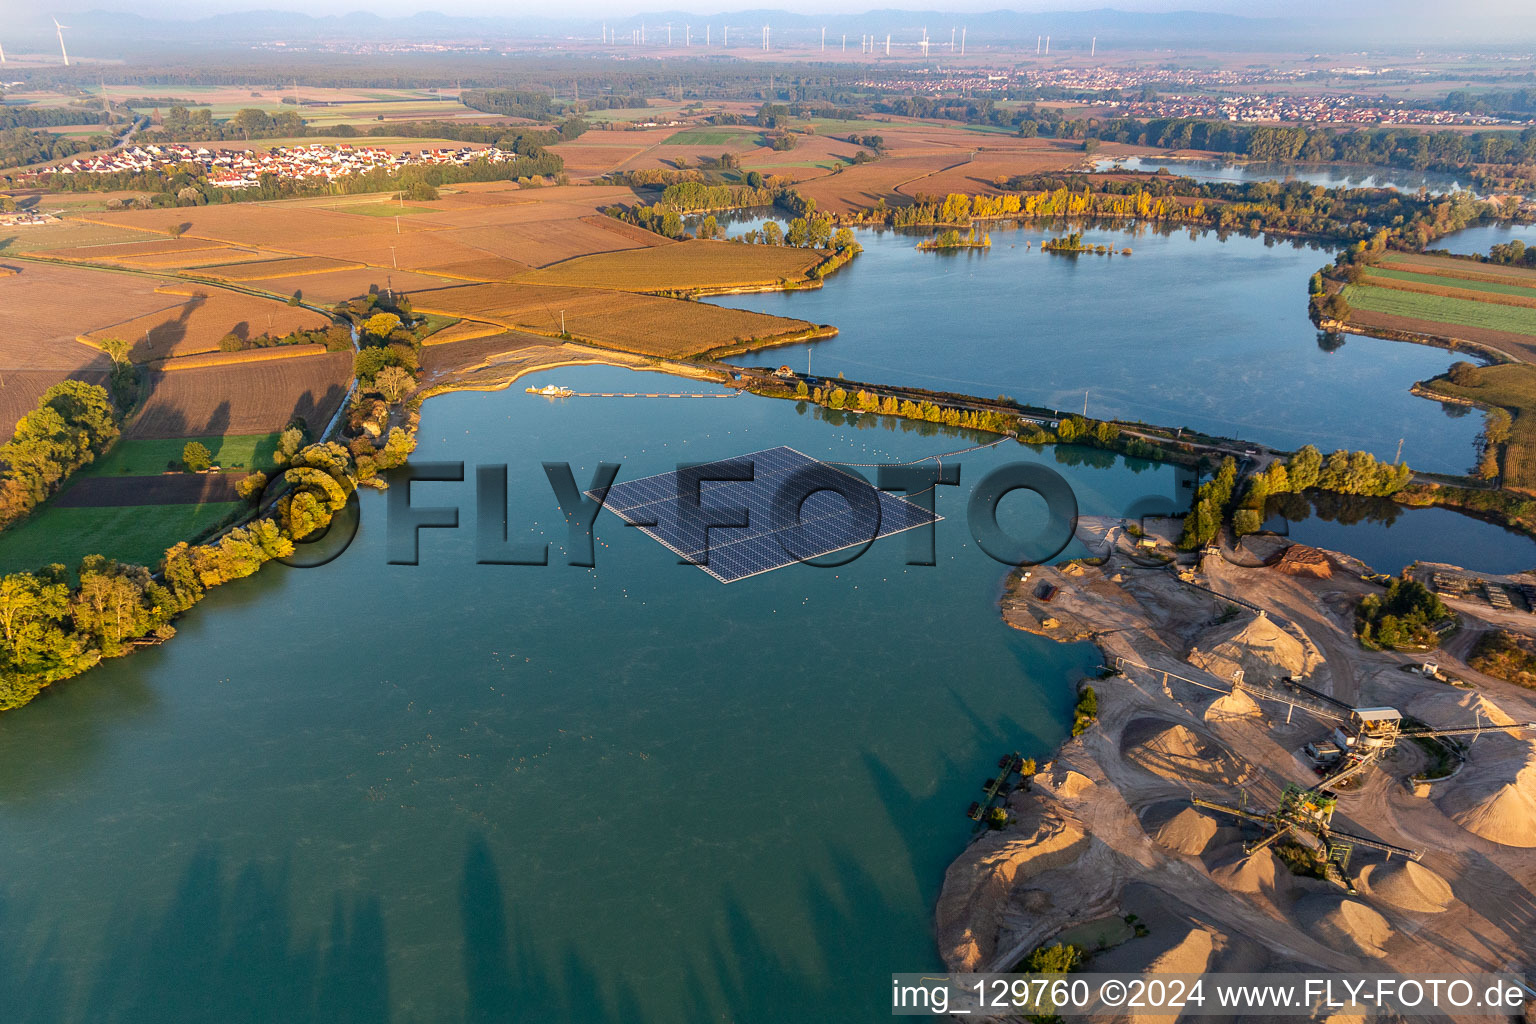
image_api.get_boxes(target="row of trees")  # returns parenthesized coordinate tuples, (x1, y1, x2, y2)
(0, 382, 120, 531)
(0, 440, 357, 711)
(219, 322, 353, 354)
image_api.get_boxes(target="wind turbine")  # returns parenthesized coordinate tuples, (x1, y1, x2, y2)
(54, 17, 70, 66)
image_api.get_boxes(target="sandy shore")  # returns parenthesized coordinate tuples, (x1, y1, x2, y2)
(937, 522, 1536, 995)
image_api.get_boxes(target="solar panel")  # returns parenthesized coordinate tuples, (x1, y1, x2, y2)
(593, 446, 941, 583)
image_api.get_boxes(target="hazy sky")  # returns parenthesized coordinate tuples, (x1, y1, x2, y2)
(43, 0, 1536, 22)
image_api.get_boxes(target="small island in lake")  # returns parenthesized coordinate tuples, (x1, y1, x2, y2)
(918, 227, 991, 251)
(1042, 231, 1131, 257)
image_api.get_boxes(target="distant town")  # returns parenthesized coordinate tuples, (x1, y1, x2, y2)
(49, 142, 513, 187)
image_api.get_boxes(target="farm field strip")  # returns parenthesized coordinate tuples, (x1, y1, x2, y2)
(85, 433, 283, 477)
(1367, 265, 1536, 297)
(199, 257, 364, 281)
(1361, 270, 1536, 309)
(127, 354, 353, 438)
(87, 292, 331, 360)
(1384, 253, 1536, 283)
(1343, 283, 1536, 337)
(410, 282, 822, 358)
(0, 501, 244, 575)
(514, 240, 825, 291)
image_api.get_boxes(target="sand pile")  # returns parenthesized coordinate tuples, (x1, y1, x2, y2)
(1140, 802, 1220, 856)
(1298, 896, 1393, 958)
(1187, 614, 1320, 688)
(1434, 741, 1536, 848)
(1276, 544, 1333, 578)
(1038, 767, 1095, 800)
(1357, 860, 1454, 913)
(1121, 717, 1249, 785)
(935, 808, 1095, 971)
(1210, 848, 1292, 896)
(1409, 689, 1519, 729)
(1205, 686, 1262, 722)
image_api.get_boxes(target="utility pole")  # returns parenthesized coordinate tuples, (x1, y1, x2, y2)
(390, 246, 397, 269)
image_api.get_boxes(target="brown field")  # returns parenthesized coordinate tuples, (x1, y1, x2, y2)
(1343, 307, 1536, 363)
(127, 353, 352, 438)
(1382, 253, 1536, 286)
(87, 291, 330, 360)
(0, 369, 113, 442)
(114, 247, 271, 270)
(55, 473, 244, 508)
(420, 329, 560, 379)
(896, 142, 1104, 197)
(244, 266, 460, 305)
(580, 214, 674, 247)
(515, 240, 824, 292)
(0, 219, 162, 255)
(792, 155, 968, 214)
(410, 282, 821, 358)
(445, 218, 655, 268)
(1362, 270, 1536, 309)
(73, 205, 440, 248)
(423, 257, 537, 281)
(46, 237, 231, 261)
(421, 320, 506, 346)
(548, 141, 656, 178)
(0, 262, 175, 369)
(159, 344, 333, 370)
(198, 256, 364, 282)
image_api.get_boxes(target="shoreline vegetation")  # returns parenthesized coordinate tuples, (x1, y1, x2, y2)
(1041, 231, 1130, 257)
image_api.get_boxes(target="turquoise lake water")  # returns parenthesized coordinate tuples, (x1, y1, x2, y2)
(1, 365, 1189, 1023)
(3, 218, 1534, 1022)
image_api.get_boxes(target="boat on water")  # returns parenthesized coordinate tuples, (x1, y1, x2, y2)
(526, 384, 574, 397)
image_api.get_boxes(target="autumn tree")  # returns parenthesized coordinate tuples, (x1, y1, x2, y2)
(181, 441, 212, 473)
(373, 365, 415, 404)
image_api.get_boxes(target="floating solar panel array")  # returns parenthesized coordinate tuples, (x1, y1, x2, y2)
(593, 446, 940, 583)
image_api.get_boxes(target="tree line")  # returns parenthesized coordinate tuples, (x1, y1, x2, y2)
(0, 381, 120, 531)
(846, 176, 1493, 249)
(1182, 444, 1413, 547)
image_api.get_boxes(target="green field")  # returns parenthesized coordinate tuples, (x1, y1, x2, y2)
(85, 433, 282, 477)
(1367, 266, 1536, 298)
(660, 128, 756, 146)
(1344, 284, 1536, 337)
(0, 501, 243, 574)
(582, 106, 676, 123)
